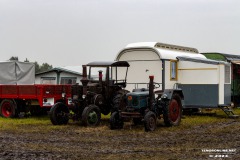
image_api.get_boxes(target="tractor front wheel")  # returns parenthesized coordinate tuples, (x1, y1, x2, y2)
(144, 111, 157, 132)
(109, 111, 124, 130)
(0, 99, 17, 118)
(82, 105, 101, 126)
(163, 94, 182, 127)
(49, 102, 69, 125)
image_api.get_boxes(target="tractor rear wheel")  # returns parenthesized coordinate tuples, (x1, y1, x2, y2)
(49, 102, 69, 125)
(163, 94, 182, 127)
(144, 111, 157, 132)
(0, 99, 17, 118)
(109, 111, 124, 130)
(112, 93, 123, 112)
(82, 105, 101, 126)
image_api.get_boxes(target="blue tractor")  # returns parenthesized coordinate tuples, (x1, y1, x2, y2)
(109, 76, 183, 131)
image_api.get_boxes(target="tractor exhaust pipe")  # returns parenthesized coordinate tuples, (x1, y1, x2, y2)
(98, 70, 103, 86)
(81, 65, 89, 95)
(98, 70, 103, 92)
(149, 75, 154, 110)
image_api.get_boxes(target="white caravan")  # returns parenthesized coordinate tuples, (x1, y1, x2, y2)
(115, 42, 231, 108)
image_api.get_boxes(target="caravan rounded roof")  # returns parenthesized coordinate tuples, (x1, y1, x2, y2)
(116, 42, 206, 60)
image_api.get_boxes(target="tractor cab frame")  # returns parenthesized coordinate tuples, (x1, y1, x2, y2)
(49, 61, 130, 126)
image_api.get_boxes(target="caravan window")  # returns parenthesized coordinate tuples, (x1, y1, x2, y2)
(170, 60, 178, 80)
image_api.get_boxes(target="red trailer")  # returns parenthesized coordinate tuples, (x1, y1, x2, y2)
(0, 84, 72, 118)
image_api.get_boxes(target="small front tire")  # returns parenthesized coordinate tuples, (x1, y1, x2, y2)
(109, 111, 124, 130)
(144, 111, 157, 132)
(49, 102, 69, 125)
(82, 105, 101, 126)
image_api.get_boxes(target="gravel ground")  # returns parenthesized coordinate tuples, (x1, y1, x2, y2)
(0, 118, 239, 160)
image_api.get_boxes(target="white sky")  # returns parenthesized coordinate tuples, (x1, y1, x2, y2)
(0, 0, 239, 67)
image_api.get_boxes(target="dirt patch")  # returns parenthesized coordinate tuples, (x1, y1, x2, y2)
(0, 118, 240, 160)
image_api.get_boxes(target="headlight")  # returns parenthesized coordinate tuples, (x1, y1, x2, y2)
(128, 96, 132, 101)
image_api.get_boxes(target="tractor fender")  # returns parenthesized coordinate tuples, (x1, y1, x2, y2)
(161, 89, 184, 100)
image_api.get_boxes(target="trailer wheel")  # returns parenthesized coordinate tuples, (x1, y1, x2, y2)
(0, 99, 17, 118)
(163, 94, 182, 127)
(109, 111, 124, 130)
(144, 111, 157, 132)
(49, 102, 69, 125)
(82, 105, 101, 126)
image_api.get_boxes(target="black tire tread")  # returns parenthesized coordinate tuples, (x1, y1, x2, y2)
(49, 102, 69, 125)
(81, 105, 101, 126)
(109, 111, 124, 130)
(144, 111, 157, 132)
(163, 94, 182, 127)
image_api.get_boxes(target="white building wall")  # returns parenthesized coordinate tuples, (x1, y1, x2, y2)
(60, 72, 82, 85)
(177, 61, 219, 84)
(35, 72, 57, 84)
(35, 71, 82, 85)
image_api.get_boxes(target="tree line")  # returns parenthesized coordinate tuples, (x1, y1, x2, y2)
(9, 56, 53, 74)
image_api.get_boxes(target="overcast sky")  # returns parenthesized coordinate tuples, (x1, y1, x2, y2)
(0, 0, 239, 67)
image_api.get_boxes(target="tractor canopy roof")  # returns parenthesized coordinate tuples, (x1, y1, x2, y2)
(86, 61, 130, 67)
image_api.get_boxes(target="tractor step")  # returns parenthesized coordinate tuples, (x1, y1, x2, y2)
(223, 109, 233, 112)
(218, 105, 239, 118)
(228, 115, 239, 119)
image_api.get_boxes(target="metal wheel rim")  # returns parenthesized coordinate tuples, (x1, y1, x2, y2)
(1, 101, 12, 117)
(169, 99, 180, 122)
(88, 111, 98, 124)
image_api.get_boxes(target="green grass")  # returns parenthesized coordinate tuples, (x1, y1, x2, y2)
(0, 116, 67, 132)
(0, 108, 239, 133)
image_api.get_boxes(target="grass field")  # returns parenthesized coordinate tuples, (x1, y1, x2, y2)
(0, 108, 240, 159)
(1, 108, 238, 132)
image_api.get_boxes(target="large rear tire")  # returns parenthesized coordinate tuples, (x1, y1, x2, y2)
(109, 111, 124, 130)
(112, 90, 128, 113)
(144, 111, 157, 132)
(82, 105, 101, 126)
(163, 94, 182, 127)
(0, 99, 17, 118)
(49, 102, 69, 125)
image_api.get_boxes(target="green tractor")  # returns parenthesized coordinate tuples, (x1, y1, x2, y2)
(110, 76, 183, 131)
(49, 61, 129, 126)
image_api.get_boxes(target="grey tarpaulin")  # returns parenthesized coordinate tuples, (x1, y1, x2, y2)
(0, 61, 35, 84)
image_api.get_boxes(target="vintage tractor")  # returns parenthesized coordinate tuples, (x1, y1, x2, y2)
(49, 61, 130, 126)
(110, 76, 183, 131)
